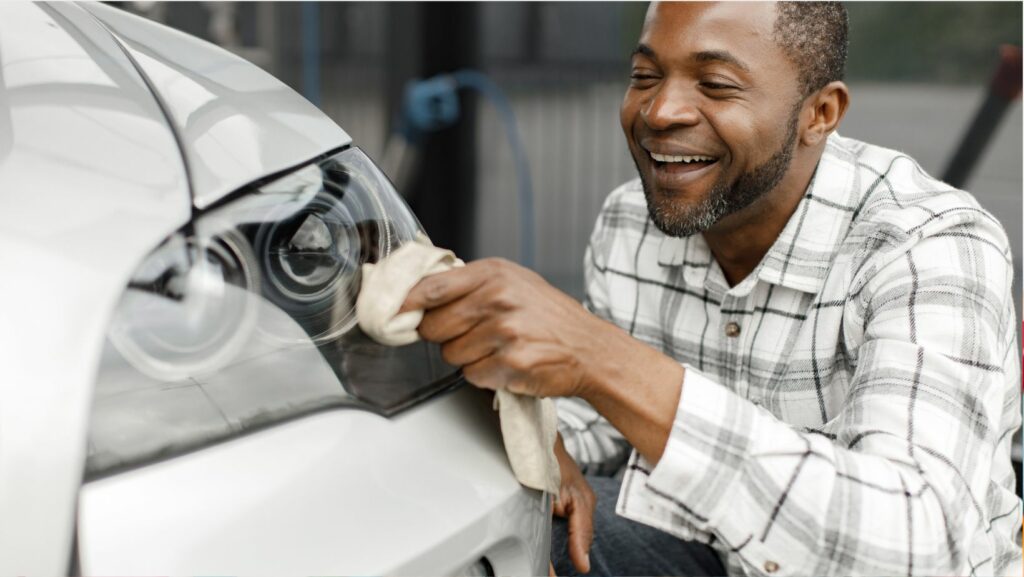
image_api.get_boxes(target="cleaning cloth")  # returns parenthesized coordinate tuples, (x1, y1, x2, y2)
(356, 236, 561, 495)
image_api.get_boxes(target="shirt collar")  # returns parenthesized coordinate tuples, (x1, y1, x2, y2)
(657, 226, 713, 288)
(658, 134, 859, 295)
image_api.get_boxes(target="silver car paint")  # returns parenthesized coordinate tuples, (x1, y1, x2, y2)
(80, 387, 551, 575)
(81, 1, 352, 210)
(0, 2, 549, 574)
(0, 3, 190, 573)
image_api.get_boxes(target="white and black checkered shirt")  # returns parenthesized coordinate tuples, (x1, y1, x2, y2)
(557, 134, 1022, 576)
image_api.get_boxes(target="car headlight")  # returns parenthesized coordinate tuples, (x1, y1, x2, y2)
(108, 229, 261, 381)
(90, 147, 459, 476)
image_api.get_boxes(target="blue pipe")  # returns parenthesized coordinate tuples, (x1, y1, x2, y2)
(451, 70, 535, 270)
(301, 2, 320, 107)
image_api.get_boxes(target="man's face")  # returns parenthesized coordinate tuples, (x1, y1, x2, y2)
(621, 2, 806, 237)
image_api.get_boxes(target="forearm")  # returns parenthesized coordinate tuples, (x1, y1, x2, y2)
(577, 318, 684, 466)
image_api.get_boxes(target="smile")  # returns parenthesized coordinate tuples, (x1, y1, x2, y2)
(647, 150, 720, 183)
(649, 152, 716, 164)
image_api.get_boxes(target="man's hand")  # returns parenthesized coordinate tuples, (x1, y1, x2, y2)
(552, 434, 594, 574)
(402, 257, 685, 465)
(402, 258, 612, 399)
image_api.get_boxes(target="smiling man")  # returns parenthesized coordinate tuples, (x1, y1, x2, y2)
(402, 2, 1022, 576)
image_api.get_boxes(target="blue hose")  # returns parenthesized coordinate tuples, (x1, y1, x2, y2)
(301, 2, 320, 107)
(451, 70, 536, 271)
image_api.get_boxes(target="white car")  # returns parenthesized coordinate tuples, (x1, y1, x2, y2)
(0, 2, 551, 575)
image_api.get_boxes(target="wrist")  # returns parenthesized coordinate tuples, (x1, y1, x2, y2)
(553, 433, 580, 476)
(576, 317, 685, 464)
(575, 316, 653, 402)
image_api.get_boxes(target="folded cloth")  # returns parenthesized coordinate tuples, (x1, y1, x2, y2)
(356, 236, 561, 495)
(491, 385, 560, 495)
(356, 234, 465, 347)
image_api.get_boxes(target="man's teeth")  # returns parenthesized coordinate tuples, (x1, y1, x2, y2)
(649, 152, 715, 164)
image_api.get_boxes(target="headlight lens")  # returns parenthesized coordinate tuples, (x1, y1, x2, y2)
(90, 148, 459, 477)
(108, 230, 261, 380)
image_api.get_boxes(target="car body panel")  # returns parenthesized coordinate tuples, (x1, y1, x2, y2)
(79, 386, 550, 576)
(0, 3, 190, 573)
(81, 281, 551, 575)
(80, 1, 352, 210)
(1, 3, 550, 574)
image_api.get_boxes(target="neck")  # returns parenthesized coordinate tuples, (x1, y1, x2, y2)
(702, 145, 823, 287)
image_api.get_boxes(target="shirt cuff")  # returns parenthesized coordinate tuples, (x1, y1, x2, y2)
(614, 365, 839, 576)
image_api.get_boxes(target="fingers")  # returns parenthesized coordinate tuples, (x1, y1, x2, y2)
(400, 261, 490, 314)
(439, 315, 519, 367)
(567, 498, 594, 574)
(461, 354, 509, 392)
(552, 483, 594, 575)
(417, 295, 488, 345)
(549, 561, 556, 577)
(552, 488, 569, 517)
(461, 352, 539, 396)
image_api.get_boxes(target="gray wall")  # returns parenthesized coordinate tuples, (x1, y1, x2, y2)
(119, 2, 1023, 312)
(475, 81, 1024, 309)
(471, 3, 1023, 312)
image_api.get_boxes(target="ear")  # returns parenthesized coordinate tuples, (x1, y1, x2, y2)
(800, 81, 850, 146)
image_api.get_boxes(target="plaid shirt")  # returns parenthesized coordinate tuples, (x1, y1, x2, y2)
(557, 134, 1022, 576)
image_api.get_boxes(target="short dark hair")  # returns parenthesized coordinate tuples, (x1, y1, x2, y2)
(773, 2, 848, 97)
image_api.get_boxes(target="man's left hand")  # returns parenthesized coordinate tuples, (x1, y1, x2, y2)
(552, 434, 594, 574)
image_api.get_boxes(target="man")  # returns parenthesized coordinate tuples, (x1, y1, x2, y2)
(402, 2, 1023, 575)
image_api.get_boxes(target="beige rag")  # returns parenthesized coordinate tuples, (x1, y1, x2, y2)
(356, 236, 561, 494)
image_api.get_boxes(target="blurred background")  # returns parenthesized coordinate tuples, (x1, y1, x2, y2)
(108, 0, 1021, 490)
(111, 1, 1022, 307)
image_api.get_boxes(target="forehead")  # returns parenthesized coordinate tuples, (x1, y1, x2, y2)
(639, 2, 787, 72)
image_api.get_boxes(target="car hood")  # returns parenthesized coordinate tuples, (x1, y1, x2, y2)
(80, 1, 352, 210)
(0, 1, 190, 252)
(0, 2, 191, 574)
(0, 3, 348, 573)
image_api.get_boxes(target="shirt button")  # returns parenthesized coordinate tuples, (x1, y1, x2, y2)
(724, 321, 741, 338)
(764, 560, 780, 573)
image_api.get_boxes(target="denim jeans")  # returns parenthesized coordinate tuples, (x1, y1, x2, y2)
(551, 476, 726, 576)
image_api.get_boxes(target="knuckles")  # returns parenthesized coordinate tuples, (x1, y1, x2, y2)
(494, 317, 522, 341)
(417, 318, 439, 341)
(476, 258, 526, 287)
(476, 257, 516, 276)
(471, 257, 543, 313)
(500, 348, 534, 374)
(422, 276, 450, 305)
(487, 287, 518, 313)
(462, 363, 495, 390)
(439, 341, 461, 366)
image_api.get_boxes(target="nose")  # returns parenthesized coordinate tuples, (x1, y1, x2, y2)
(641, 80, 700, 130)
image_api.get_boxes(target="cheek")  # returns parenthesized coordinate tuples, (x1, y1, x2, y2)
(704, 107, 764, 163)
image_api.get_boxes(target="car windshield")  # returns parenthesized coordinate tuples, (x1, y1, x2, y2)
(87, 148, 460, 478)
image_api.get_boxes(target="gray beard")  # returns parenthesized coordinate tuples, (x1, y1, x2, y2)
(637, 111, 799, 238)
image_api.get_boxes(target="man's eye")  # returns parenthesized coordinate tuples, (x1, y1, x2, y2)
(701, 81, 738, 91)
(630, 72, 658, 83)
